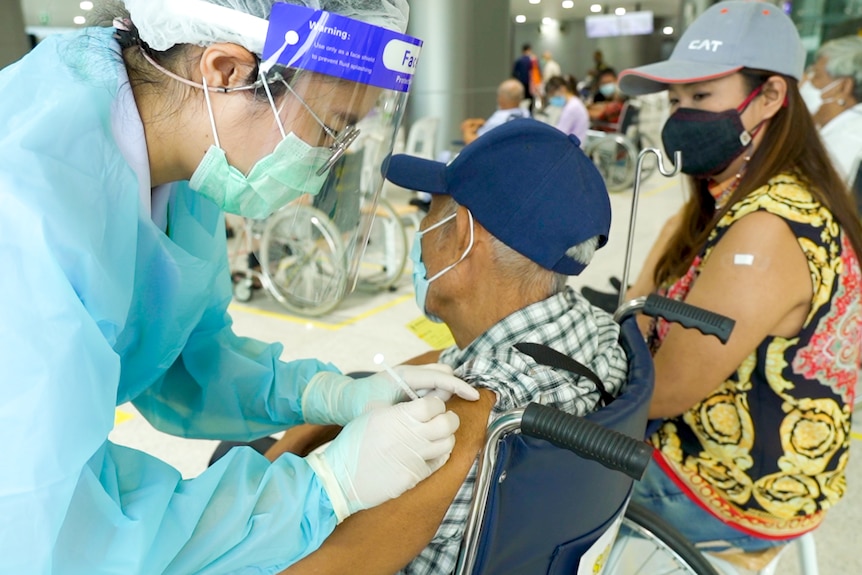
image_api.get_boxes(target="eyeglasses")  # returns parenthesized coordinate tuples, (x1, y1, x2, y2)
(141, 47, 360, 176)
(267, 72, 361, 176)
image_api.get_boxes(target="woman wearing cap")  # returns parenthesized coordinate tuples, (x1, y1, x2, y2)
(0, 0, 480, 573)
(800, 35, 862, 183)
(618, 0, 862, 559)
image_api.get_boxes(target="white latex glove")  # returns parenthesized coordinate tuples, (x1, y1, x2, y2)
(302, 363, 479, 426)
(305, 396, 459, 522)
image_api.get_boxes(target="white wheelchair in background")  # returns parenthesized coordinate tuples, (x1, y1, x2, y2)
(583, 99, 659, 193)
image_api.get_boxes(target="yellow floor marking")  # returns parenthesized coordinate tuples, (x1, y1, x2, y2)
(641, 177, 681, 199)
(114, 409, 134, 426)
(230, 293, 414, 331)
(851, 430, 862, 442)
(406, 316, 456, 350)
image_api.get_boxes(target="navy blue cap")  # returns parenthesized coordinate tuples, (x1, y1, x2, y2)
(385, 119, 611, 275)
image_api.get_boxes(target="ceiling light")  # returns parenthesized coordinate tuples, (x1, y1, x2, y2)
(663, 26, 674, 35)
(590, 4, 603, 12)
(80, 1, 94, 9)
(615, 7, 626, 15)
(542, 17, 555, 25)
(562, 0, 575, 7)
(515, 14, 527, 23)
(529, 0, 541, 4)
(73, 15, 86, 25)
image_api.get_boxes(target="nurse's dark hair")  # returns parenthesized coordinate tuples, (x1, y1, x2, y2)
(653, 69, 862, 288)
(93, 1, 290, 110)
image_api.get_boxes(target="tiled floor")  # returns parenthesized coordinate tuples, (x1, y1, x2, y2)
(110, 172, 861, 574)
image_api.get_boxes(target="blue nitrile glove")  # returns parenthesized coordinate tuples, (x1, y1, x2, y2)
(305, 396, 459, 522)
(301, 363, 479, 426)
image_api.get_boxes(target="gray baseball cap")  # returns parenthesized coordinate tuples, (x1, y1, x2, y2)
(619, 1, 805, 96)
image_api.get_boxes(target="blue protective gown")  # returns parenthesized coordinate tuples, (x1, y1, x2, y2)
(0, 28, 341, 574)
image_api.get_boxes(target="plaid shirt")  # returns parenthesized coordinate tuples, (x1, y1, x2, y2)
(399, 286, 628, 575)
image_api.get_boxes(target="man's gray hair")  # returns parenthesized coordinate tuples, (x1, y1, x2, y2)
(433, 197, 599, 298)
(817, 36, 862, 102)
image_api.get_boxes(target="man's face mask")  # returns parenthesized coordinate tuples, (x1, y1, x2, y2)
(799, 78, 842, 115)
(409, 209, 474, 323)
(661, 85, 764, 178)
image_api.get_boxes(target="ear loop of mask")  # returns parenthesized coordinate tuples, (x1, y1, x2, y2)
(736, 85, 767, 146)
(260, 70, 287, 140)
(421, 210, 475, 283)
(818, 78, 845, 106)
(201, 75, 221, 149)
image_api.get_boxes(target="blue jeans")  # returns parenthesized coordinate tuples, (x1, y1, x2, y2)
(631, 459, 791, 553)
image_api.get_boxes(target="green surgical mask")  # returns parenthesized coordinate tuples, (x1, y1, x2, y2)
(190, 133, 330, 220)
(187, 72, 333, 220)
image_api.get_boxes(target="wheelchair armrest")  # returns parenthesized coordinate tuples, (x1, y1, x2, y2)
(521, 403, 653, 481)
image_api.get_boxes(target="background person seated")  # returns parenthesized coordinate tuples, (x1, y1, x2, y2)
(459, 78, 530, 145)
(800, 35, 862, 183)
(276, 119, 628, 575)
(588, 68, 627, 131)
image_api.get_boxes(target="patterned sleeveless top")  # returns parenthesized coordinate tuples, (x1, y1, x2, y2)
(648, 174, 862, 539)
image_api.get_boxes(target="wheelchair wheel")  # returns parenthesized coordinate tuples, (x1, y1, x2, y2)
(605, 502, 720, 575)
(259, 204, 348, 317)
(585, 134, 639, 193)
(356, 198, 408, 291)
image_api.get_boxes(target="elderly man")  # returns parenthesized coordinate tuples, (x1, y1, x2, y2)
(460, 78, 530, 145)
(800, 35, 862, 183)
(279, 119, 628, 575)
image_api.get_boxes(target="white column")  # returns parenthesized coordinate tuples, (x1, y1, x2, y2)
(406, 0, 512, 158)
(0, 0, 29, 69)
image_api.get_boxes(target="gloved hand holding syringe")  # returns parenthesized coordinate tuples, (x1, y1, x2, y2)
(301, 354, 478, 522)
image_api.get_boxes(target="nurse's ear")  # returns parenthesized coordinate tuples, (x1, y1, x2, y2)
(198, 43, 258, 90)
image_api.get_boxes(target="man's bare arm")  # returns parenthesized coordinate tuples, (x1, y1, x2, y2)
(265, 353, 446, 459)
(280, 390, 496, 575)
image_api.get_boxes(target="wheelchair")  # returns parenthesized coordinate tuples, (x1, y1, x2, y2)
(451, 146, 740, 575)
(452, 294, 734, 575)
(230, 130, 414, 317)
(583, 100, 658, 193)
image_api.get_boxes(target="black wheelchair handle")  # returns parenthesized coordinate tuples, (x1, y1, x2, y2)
(644, 294, 735, 344)
(521, 403, 654, 482)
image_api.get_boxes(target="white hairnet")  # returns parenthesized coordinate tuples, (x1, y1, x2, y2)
(123, 0, 409, 53)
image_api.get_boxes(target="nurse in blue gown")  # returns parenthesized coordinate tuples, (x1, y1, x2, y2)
(0, 1, 478, 573)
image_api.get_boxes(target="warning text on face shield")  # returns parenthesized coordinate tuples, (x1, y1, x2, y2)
(263, 4, 424, 92)
(382, 40, 419, 75)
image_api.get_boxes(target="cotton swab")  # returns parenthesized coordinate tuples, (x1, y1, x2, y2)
(373, 353, 420, 400)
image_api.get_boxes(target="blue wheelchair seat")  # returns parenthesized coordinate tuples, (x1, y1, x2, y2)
(460, 316, 655, 574)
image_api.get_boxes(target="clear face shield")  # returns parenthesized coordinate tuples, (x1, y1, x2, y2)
(254, 4, 420, 310)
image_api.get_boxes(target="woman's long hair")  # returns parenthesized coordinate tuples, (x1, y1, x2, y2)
(654, 70, 862, 287)
(545, 74, 578, 95)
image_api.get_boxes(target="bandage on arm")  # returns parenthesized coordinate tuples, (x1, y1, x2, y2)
(649, 210, 812, 419)
(279, 391, 497, 575)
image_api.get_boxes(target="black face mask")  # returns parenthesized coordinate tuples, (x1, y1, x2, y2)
(661, 87, 763, 178)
